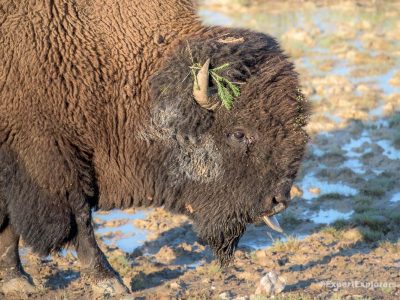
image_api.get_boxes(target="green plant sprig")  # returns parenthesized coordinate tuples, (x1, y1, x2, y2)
(190, 62, 241, 110)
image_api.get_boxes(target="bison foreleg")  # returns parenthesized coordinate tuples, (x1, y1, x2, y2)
(74, 212, 129, 296)
(0, 224, 36, 295)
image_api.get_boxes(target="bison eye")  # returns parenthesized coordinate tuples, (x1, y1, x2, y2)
(233, 130, 245, 141)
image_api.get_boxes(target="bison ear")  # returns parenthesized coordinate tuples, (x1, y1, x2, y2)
(149, 60, 215, 144)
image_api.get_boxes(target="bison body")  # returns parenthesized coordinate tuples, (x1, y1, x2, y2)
(0, 0, 309, 295)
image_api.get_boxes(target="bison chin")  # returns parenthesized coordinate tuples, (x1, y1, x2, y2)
(195, 216, 247, 267)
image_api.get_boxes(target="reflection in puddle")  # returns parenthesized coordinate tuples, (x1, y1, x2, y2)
(239, 225, 274, 250)
(376, 140, 400, 160)
(95, 210, 150, 253)
(390, 192, 400, 203)
(185, 260, 206, 270)
(95, 209, 148, 221)
(311, 144, 325, 157)
(298, 174, 358, 201)
(378, 68, 400, 96)
(375, 119, 389, 128)
(341, 158, 365, 174)
(239, 224, 308, 250)
(310, 209, 353, 224)
(342, 134, 372, 158)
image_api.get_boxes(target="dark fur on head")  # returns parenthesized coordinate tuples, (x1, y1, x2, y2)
(150, 28, 310, 265)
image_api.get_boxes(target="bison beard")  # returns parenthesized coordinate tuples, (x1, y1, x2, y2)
(0, 0, 310, 296)
(197, 216, 247, 267)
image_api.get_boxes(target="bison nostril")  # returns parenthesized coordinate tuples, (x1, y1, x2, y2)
(272, 197, 279, 206)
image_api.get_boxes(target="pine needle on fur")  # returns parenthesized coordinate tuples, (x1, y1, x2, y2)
(190, 62, 241, 109)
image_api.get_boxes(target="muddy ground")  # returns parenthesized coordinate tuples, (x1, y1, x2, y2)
(1, 0, 400, 299)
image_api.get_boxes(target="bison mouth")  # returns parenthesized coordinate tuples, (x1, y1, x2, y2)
(260, 202, 287, 233)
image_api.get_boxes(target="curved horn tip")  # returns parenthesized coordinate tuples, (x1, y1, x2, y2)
(193, 58, 215, 110)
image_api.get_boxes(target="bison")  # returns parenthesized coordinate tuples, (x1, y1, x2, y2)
(0, 0, 310, 296)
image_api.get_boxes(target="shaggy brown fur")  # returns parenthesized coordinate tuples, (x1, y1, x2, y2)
(0, 0, 310, 294)
(0, 0, 202, 252)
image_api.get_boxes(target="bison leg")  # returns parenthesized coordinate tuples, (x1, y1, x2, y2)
(0, 224, 36, 295)
(74, 212, 129, 296)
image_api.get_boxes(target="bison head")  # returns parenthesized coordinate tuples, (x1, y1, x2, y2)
(149, 29, 310, 266)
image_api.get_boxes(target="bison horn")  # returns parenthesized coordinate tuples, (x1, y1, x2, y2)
(193, 58, 218, 110)
(263, 215, 284, 233)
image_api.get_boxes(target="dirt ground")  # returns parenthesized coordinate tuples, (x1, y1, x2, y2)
(1, 0, 400, 299)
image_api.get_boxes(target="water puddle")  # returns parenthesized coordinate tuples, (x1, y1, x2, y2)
(298, 174, 358, 201)
(390, 192, 400, 203)
(342, 134, 372, 158)
(309, 144, 325, 157)
(185, 260, 206, 270)
(239, 225, 274, 250)
(340, 158, 365, 174)
(239, 225, 308, 250)
(310, 209, 353, 224)
(376, 140, 400, 160)
(94, 210, 150, 253)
